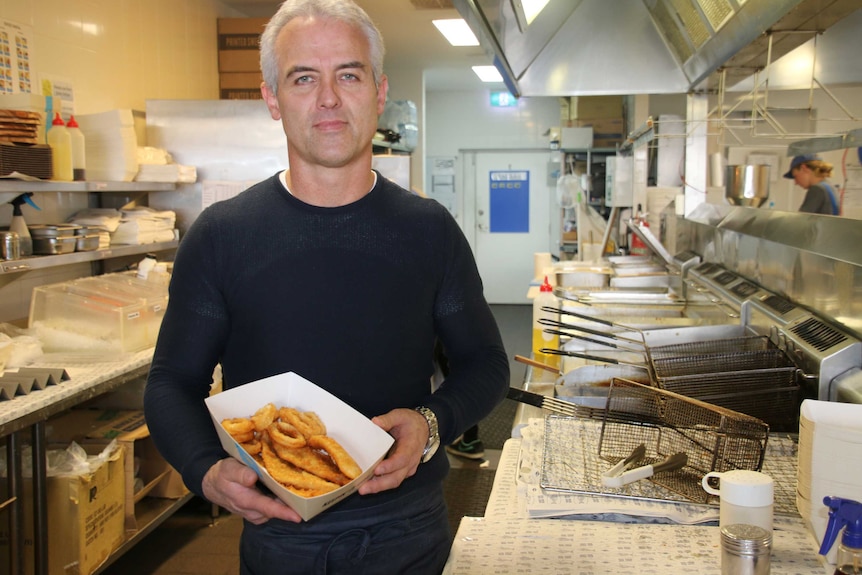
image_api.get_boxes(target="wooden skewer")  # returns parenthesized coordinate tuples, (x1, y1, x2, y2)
(514, 354, 561, 375)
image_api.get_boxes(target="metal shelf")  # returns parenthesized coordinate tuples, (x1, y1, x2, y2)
(372, 140, 411, 154)
(0, 240, 179, 275)
(0, 180, 176, 205)
(93, 493, 197, 575)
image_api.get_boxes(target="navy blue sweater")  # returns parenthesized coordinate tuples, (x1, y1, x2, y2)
(144, 172, 509, 512)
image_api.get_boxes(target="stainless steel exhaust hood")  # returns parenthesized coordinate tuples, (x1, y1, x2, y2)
(453, 0, 859, 97)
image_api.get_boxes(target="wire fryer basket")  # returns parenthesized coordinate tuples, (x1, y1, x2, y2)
(598, 378, 769, 503)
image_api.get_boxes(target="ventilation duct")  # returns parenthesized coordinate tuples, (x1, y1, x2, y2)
(453, 0, 859, 97)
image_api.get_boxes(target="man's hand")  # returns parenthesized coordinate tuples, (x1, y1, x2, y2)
(202, 458, 302, 524)
(358, 407, 429, 495)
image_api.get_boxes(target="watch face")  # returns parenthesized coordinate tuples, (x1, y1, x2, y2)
(422, 438, 440, 463)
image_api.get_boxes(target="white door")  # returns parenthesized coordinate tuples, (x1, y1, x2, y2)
(463, 150, 556, 304)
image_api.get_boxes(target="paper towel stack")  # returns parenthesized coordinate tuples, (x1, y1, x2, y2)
(797, 399, 862, 564)
(75, 109, 138, 181)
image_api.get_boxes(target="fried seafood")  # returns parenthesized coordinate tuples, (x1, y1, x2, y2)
(268, 420, 306, 449)
(251, 402, 278, 432)
(307, 435, 362, 480)
(220, 405, 362, 498)
(279, 407, 326, 438)
(223, 417, 254, 437)
(240, 439, 262, 456)
(271, 442, 351, 486)
(260, 442, 341, 494)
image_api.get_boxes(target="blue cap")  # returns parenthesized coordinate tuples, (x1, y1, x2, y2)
(783, 154, 821, 179)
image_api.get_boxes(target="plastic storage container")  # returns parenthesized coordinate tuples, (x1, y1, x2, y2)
(28, 274, 168, 353)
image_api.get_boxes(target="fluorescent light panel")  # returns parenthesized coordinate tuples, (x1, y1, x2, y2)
(432, 19, 479, 46)
(472, 65, 503, 82)
(522, 0, 551, 25)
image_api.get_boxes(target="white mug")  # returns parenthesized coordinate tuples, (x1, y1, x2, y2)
(702, 470, 774, 532)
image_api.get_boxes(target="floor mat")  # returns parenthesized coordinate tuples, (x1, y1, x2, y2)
(443, 467, 496, 538)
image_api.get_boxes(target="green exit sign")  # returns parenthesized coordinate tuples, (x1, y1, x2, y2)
(490, 91, 517, 107)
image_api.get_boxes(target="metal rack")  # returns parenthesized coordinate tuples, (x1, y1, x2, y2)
(0, 351, 195, 575)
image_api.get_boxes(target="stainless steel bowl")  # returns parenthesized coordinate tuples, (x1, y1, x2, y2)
(725, 165, 770, 207)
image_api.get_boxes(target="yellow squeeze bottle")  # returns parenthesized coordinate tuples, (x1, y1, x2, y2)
(532, 276, 560, 369)
(47, 112, 73, 181)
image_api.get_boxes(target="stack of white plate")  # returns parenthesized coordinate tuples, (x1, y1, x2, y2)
(797, 399, 862, 564)
(75, 109, 138, 182)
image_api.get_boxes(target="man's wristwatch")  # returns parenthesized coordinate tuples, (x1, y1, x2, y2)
(414, 406, 440, 463)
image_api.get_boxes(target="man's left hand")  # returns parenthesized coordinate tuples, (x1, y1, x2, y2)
(358, 407, 429, 495)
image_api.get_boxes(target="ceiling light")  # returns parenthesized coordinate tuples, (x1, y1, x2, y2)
(512, 0, 551, 31)
(472, 65, 503, 82)
(432, 19, 479, 46)
(521, 0, 550, 25)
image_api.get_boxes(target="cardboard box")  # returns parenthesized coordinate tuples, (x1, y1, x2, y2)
(205, 372, 394, 521)
(568, 95, 624, 120)
(46, 409, 188, 534)
(568, 118, 625, 148)
(0, 442, 126, 575)
(217, 18, 268, 72)
(218, 50, 261, 73)
(219, 72, 263, 100)
(575, 117, 624, 137)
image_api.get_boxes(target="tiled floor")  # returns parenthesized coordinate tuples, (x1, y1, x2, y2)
(100, 305, 530, 574)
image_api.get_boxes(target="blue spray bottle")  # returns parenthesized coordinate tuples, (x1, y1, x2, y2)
(8, 193, 41, 257)
(819, 497, 862, 575)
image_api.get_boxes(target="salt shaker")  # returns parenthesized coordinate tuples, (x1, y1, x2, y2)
(720, 523, 772, 575)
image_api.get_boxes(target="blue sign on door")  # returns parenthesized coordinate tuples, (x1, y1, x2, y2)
(489, 170, 529, 233)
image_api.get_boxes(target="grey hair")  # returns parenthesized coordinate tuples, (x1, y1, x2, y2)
(260, 0, 385, 94)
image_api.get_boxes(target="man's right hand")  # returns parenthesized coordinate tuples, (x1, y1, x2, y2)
(202, 458, 302, 524)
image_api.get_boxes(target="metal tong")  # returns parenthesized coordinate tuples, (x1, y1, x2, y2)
(600, 444, 688, 488)
(542, 306, 648, 348)
(537, 317, 644, 352)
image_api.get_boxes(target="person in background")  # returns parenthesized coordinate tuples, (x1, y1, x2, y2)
(782, 153, 840, 215)
(143, 1, 510, 574)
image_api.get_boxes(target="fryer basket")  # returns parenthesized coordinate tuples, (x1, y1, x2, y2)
(598, 378, 769, 503)
(646, 341, 799, 430)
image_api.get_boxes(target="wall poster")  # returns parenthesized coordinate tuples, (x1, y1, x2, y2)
(0, 19, 33, 94)
(489, 170, 529, 233)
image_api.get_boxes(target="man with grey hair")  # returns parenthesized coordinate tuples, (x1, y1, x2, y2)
(144, 1, 509, 573)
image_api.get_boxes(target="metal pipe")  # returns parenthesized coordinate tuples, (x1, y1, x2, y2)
(31, 422, 47, 575)
(5, 432, 23, 575)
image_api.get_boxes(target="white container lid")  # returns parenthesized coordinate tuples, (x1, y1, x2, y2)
(704, 470, 774, 506)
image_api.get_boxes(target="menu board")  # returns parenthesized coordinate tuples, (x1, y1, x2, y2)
(0, 19, 33, 94)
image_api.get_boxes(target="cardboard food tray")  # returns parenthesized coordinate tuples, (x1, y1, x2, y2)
(205, 372, 395, 521)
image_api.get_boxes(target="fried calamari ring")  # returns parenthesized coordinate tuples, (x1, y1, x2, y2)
(268, 421, 306, 449)
(260, 442, 340, 495)
(230, 430, 256, 443)
(251, 402, 278, 432)
(279, 407, 326, 439)
(307, 435, 362, 480)
(240, 439, 262, 456)
(222, 417, 254, 436)
(271, 443, 350, 486)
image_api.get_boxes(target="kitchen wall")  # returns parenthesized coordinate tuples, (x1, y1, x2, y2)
(0, 0, 244, 114)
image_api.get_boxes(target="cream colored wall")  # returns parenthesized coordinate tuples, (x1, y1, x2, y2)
(0, 0, 245, 116)
(0, 0, 247, 323)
